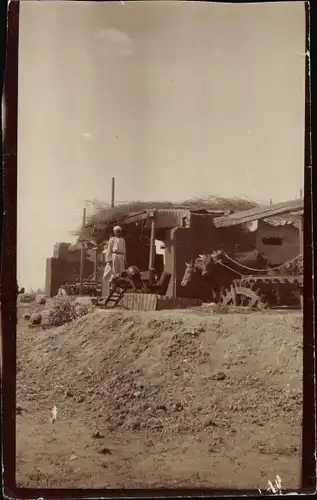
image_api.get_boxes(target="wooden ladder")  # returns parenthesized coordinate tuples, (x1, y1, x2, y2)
(103, 288, 125, 308)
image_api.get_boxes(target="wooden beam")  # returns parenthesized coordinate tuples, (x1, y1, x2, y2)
(290, 210, 304, 216)
(123, 211, 150, 224)
(92, 248, 98, 281)
(148, 211, 157, 284)
(213, 199, 304, 228)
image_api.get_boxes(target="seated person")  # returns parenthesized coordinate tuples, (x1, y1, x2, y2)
(110, 267, 145, 293)
(110, 272, 131, 292)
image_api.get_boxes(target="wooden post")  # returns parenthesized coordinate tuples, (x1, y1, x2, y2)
(79, 207, 86, 295)
(111, 177, 115, 208)
(148, 210, 157, 284)
(92, 248, 98, 281)
(270, 198, 273, 205)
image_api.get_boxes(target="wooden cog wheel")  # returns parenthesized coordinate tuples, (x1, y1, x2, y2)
(222, 283, 267, 310)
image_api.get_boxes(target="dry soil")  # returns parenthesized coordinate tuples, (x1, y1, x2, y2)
(16, 303, 303, 490)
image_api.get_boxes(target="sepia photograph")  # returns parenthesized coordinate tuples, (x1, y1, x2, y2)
(7, 0, 309, 492)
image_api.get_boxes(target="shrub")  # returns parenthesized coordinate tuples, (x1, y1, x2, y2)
(45, 296, 93, 327)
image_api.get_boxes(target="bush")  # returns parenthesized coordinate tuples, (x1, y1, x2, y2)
(45, 296, 93, 327)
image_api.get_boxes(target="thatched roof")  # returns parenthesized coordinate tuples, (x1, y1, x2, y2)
(72, 196, 261, 244)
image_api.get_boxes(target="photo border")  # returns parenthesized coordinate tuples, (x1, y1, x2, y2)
(1, 1, 315, 497)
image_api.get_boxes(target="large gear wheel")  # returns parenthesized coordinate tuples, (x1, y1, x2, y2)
(221, 280, 267, 310)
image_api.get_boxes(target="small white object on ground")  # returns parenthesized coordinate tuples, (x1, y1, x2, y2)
(267, 475, 282, 494)
(50, 405, 57, 423)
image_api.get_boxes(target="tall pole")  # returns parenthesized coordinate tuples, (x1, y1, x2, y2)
(92, 247, 98, 282)
(79, 207, 86, 295)
(111, 177, 115, 208)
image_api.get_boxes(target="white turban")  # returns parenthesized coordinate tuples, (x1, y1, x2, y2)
(113, 225, 122, 232)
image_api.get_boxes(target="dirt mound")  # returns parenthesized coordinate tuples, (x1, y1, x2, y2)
(16, 308, 303, 488)
(17, 309, 302, 437)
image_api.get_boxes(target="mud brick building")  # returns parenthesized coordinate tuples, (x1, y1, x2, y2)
(45, 243, 95, 297)
(256, 218, 301, 266)
(45, 199, 303, 299)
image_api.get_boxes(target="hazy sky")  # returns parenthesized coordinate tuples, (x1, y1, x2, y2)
(17, 0, 306, 290)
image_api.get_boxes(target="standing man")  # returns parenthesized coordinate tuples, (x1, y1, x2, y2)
(102, 225, 126, 296)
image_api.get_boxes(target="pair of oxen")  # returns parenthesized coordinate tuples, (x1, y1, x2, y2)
(181, 249, 269, 303)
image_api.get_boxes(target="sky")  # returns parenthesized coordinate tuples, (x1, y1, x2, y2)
(17, 0, 306, 291)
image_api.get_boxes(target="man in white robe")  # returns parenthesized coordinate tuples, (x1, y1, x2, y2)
(102, 226, 126, 296)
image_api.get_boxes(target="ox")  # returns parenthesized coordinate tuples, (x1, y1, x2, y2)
(181, 249, 269, 303)
(199, 249, 269, 277)
(181, 258, 218, 302)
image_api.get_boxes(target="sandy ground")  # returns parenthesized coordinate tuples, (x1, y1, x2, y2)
(15, 302, 303, 490)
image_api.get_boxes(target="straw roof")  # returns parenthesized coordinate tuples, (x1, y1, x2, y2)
(72, 196, 261, 244)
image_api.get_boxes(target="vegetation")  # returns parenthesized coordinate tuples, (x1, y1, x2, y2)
(45, 295, 94, 327)
(72, 196, 260, 243)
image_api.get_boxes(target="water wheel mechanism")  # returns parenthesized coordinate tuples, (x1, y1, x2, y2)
(221, 280, 267, 310)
